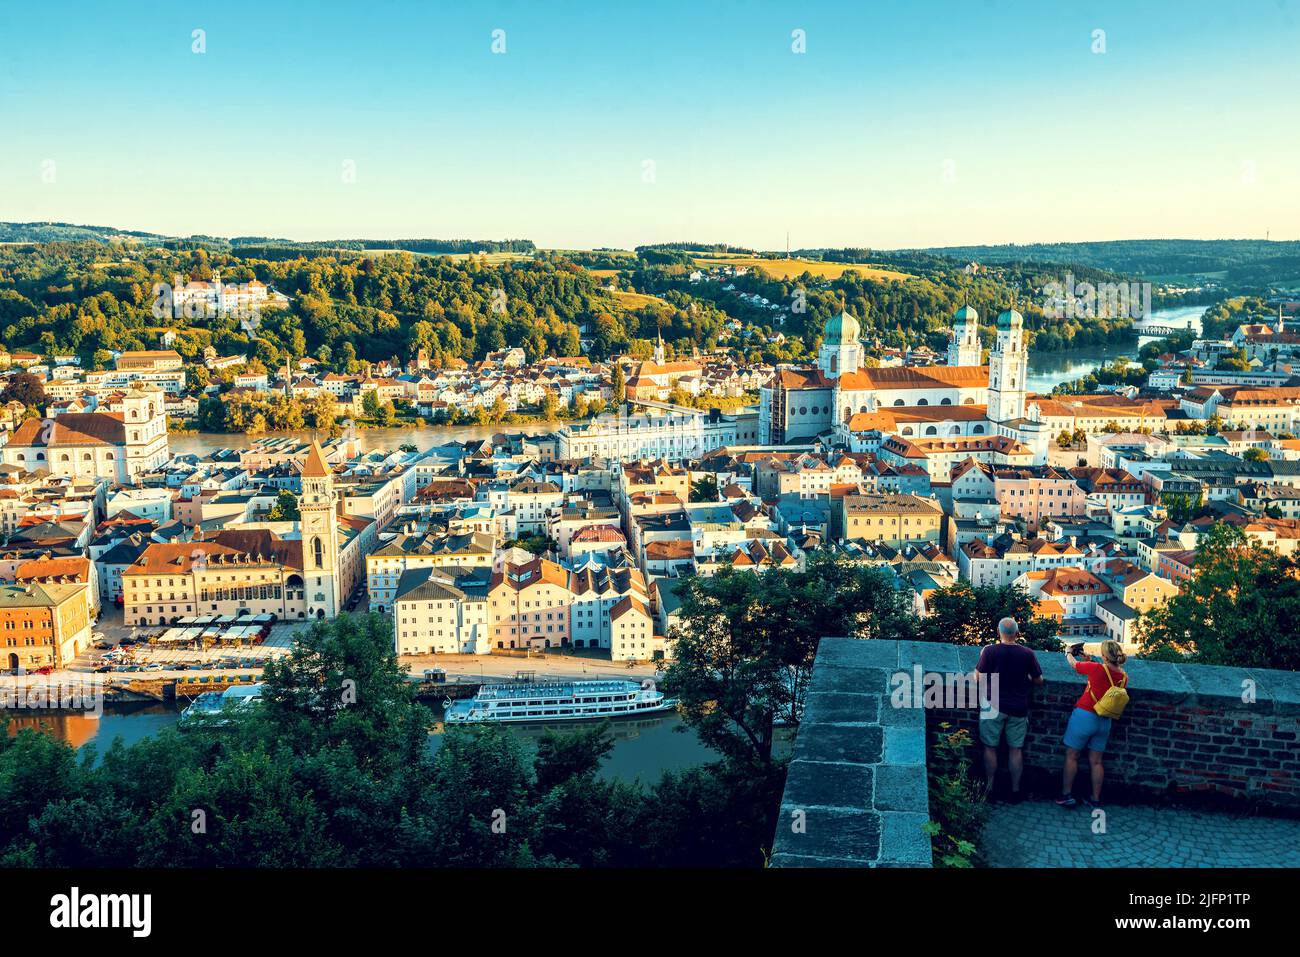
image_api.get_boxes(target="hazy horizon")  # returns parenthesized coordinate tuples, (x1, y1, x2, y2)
(5, 217, 1297, 254)
(3, 0, 1297, 248)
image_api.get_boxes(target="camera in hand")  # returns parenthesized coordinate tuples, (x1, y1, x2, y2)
(1069, 643, 1086, 656)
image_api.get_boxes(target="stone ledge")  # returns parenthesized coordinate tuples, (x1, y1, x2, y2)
(774, 804, 882, 864)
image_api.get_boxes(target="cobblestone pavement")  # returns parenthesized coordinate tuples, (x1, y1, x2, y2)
(983, 799, 1300, 867)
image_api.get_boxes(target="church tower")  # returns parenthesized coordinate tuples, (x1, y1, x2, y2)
(212, 268, 225, 316)
(819, 310, 863, 380)
(298, 441, 340, 619)
(946, 304, 981, 367)
(988, 308, 1028, 423)
(654, 328, 666, 365)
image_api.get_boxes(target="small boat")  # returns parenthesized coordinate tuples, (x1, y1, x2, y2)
(445, 679, 676, 725)
(180, 683, 264, 726)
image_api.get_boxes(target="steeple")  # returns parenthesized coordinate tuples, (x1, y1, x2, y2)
(947, 304, 981, 367)
(654, 327, 665, 365)
(988, 308, 1027, 423)
(819, 310, 863, 379)
(301, 440, 330, 479)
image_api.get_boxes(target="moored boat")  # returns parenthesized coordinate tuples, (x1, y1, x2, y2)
(444, 679, 675, 724)
(180, 683, 264, 726)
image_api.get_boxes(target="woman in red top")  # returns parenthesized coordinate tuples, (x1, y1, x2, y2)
(1055, 640, 1128, 809)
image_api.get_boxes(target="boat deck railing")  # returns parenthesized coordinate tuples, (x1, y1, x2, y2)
(474, 680, 642, 700)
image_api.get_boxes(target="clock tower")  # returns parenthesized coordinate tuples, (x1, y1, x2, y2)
(298, 441, 340, 619)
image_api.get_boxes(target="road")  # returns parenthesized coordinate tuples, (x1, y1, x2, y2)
(11, 606, 662, 688)
(400, 651, 662, 683)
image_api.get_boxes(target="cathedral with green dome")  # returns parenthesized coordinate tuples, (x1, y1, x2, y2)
(818, 310, 864, 379)
(759, 304, 1048, 465)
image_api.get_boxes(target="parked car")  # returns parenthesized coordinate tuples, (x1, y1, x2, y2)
(33, 666, 54, 675)
(95, 640, 113, 650)
(93, 664, 113, 674)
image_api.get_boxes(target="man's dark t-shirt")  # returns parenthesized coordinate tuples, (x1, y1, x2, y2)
(975, 643, 1042, 718)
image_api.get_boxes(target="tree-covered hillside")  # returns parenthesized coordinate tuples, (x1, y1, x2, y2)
(8, 226, 1289, 370)
(0, 241, 734, 370)
(913, 239, 1300, 287)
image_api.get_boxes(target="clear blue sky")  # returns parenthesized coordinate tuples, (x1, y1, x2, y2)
(1, 0, 1296, 249)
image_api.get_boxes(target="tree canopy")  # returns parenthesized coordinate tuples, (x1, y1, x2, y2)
(1140, 524, 1300, 670)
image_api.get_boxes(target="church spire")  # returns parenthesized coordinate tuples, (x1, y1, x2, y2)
(301, 440, 331, 479)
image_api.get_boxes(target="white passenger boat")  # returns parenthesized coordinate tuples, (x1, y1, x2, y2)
(180, 683, 264, 725)
(444, 679, 675, 724)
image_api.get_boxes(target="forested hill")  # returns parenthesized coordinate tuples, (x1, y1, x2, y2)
(0, 240, 735, 372)
(0, 222, 173, 244)
(0, 222, 535, 256)
(912, 239, 1300, 285)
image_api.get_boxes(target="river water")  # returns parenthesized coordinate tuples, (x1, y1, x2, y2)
(6, 702, 716, 785)
(1025, 303, 1205, 394)
(167, 421, 558, 458)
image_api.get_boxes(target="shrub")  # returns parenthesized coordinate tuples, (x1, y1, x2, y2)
(924, 723, 987, 867)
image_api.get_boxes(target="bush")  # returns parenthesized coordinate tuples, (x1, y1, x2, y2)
(924, 723, 987, 867)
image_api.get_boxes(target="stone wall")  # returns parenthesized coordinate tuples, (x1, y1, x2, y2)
(771, 638, 1300, 867)
(769, 638, 931, 867)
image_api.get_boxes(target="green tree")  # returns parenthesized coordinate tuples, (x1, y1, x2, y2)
(266, 489, 300, 521)
(540, 390, 560, 421)
(611, 364, 625, 411)
(666, 553, 915, 771)
(690, 475, 719, 502)
(917, 582, 1059, 650)
(1140, 524, 1300, 670)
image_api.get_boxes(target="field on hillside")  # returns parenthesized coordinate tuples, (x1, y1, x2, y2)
(429, 251, 535, 264)
(603, 288, 671, 310)
(692, 253, 911, 282)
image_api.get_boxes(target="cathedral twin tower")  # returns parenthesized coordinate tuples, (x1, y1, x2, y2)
(817, 303, 1028, 425)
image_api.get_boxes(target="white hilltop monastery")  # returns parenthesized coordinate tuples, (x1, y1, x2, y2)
(758, 305, 1050, 464)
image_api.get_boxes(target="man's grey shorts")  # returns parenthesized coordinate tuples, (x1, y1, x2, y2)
(979, 712, 1029, 748)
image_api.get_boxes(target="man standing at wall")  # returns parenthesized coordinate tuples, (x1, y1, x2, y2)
(974, 617, 1045, 802)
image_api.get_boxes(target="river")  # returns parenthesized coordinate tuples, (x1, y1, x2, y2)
(6, 702, 717, 785)
(167, 421, 558, 458)
(1025, 303, 1206, 394)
